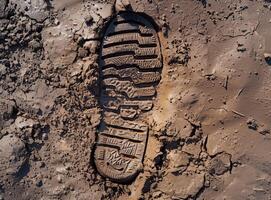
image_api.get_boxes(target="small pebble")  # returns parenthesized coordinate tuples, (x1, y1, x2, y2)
(85, 15, 93, 25)
(36, 180, 43, 187)
(264, 53, 271, 65)
(57, 175, 62, 183)
(246, 118, 258, 130)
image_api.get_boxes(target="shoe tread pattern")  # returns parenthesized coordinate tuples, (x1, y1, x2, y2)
(95, 11, 163, 183)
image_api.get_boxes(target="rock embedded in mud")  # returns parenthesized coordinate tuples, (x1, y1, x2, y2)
(152, 191, 163, 199)
(246, 118, 258, 130)
(85, 15, 94, 26)
(15, 116, 37, 130)
(15, 0, 49, 22)
(0, 99, 17, 130)
(208, 152, 232, 176)
(264, 53, 271, 65)
(57, 175, 63, 183)
(0, 134, 28, 181)
(78, 47, 89, 58)
(115, 0, 131, 12)
(0, 0, 7, 18)
(237, 43, 246, 52)
(36, 180, 43, 187)
(0, 64, 6, 76)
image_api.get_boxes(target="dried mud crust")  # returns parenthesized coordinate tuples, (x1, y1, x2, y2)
(94, 11, 163, 182)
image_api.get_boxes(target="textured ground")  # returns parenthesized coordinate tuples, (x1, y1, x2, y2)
(1, 0, 271, 199)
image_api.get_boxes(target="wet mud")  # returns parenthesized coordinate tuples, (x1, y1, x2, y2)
(1, 0, 271, 200)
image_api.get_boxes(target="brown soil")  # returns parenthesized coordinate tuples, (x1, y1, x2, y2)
(1, 0, 271, 200)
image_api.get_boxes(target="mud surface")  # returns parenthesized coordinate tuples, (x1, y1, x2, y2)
(1, 0, 271, 199)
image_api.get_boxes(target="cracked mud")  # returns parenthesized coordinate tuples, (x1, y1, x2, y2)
(1, 0, 271, 200)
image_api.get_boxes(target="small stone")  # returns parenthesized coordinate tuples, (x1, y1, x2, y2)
(36, 180, 43, 187)
(204, 180, 210, 187)
(56, 165, 69, 174)
(57, 175, 62, 183)
(246, 118, 258, 130)
(263, 4, 271, 10)
(162, 26, 168, 38)
(76, 36, 85, 46)
(42, 132, 48, 140)
(85, 15, 93, 26)
(0, 99, 17, 129)
(54, 18, 60, 25)
(152, 191, 162, 198)
(0, 0, 7, 18)
(0, 64, 6, 75)
(78, 47, 88, 58)
(212, 185, 219, 191)
(38, 162, 45, 168)
(237, 45, 246, 52)
(199, 152, 209, 161)
(264, 53, 271, 65)
(0, 134, 28, 179)
(115, 0, 131, 13)
(233, 162, 239, 167)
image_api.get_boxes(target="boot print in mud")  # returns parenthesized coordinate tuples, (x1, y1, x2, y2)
(94, 11, 163, 182)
